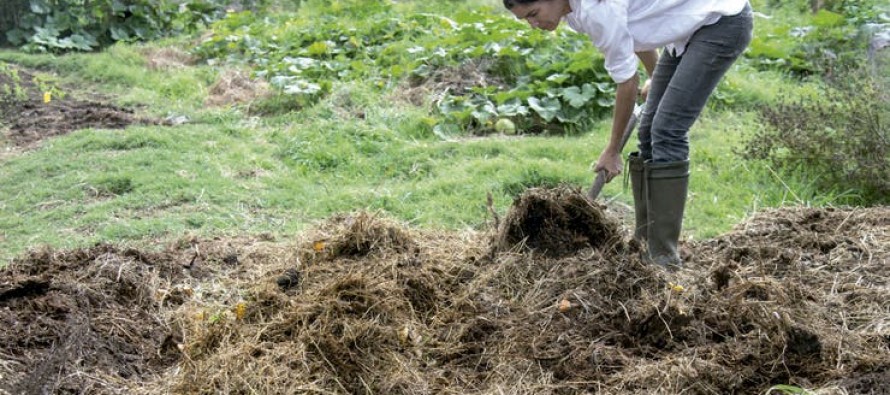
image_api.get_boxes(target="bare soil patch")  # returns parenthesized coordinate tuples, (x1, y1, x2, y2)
(0, 65, 160, 147)
(1, 190, 888, 394)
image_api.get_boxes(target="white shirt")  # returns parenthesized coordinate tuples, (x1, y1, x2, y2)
(563, 0, 749, 83)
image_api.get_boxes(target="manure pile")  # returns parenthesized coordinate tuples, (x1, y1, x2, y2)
(1, 187, 888, 394)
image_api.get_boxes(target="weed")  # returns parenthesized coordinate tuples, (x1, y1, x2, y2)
(741, 65, 889, 204)
(747, 0, 889, 74)
(0, 61, 27, 103)
(89, 176, 135, 197)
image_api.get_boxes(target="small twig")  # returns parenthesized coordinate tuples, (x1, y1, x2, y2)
(617, 301, 631, 322)
(655, 305, 674, 340)
(834, 211, 855, 233)
(764, 164, 802, 204)
(486, 192, 500, 230)
(308, 339, 350, 395)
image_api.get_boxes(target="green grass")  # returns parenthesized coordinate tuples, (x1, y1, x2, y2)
(0, 1, 856, 264)
(0, 44, 216, 115)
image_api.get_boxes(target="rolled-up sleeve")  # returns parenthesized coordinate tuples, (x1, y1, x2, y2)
(578, 5, 638, 83)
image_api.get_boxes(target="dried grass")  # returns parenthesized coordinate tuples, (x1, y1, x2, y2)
(2, 194, 888, 394)
(204, 69, 272, 108)
(142, 47, 196, 71)
(396, 59, 506, 107)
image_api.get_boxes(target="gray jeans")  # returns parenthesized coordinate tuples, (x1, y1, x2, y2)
(638, 3, 754, 162)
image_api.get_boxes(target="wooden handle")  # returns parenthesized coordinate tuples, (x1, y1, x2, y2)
(587, 169, 607, 201)
(587, 103, 643, 202)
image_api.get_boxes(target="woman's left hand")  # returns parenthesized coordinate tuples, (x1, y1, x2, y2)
(640, 78, 652, 102)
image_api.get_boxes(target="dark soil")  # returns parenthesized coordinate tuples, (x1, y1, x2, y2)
(0, 236, 278, 395)
(1, 194, 888, 394)
(0, 65, 160, 147)
(0, 245, 186, 394)
(496, 185, 623, 256)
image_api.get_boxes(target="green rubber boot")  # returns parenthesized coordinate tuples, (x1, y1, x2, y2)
(645, 160, 689, 268)
(628, 152, 647, 243)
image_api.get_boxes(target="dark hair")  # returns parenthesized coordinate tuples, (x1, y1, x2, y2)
(503, 0, 537, 9)
(503, 0, 601, 10)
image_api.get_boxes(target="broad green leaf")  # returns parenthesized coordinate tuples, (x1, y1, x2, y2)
(556, 106, 585, 123)
(528, 96, 561, 122)
(438, 96, 473, 122)
(469, 96, 498, 124)
(110, 27, 131, 41)
(594, 82, 613, 93)
(497, 98, 529, 117)
(5, 29, 28, 45)
(111, 0, 128, 14)
(596, 97, 613, 108)
(307, 41, 331, 56)
(545, 73, 569, 84)
(561, 84, 596, 108)
(567, 51, 599, 73)
(29, 0, 51, 14)
(812, 10, 844, 28)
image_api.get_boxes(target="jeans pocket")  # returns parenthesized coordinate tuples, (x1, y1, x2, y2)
(732, 15, 755, 53)
(702, 12, 754, 56)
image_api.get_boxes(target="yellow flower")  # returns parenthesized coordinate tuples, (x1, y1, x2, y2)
(234, 302, 247, 320)
(313, 240, 326, 252)
(43, 92, 51, 103)
(669, 282, 685, 293)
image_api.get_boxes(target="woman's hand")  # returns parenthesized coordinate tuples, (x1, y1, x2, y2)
(594, 149, 622, 182)
(596, 73, 638, 183)
(640, 78, 652, 102)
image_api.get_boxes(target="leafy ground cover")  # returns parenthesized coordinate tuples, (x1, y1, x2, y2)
(192, 0, 615, 135)
(0, 0, 247, 52)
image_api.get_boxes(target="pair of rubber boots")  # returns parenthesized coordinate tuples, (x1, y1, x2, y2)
(627, 152, 688, 268)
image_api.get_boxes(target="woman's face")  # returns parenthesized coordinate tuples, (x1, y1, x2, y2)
(509, 0, 571, 31)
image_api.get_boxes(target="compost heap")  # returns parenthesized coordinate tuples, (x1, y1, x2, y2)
(1, 186, 888, 394)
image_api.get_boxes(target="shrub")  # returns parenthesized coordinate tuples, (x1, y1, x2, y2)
(740, 66, 889, 204)
(0, 0, 30, 47)
(748, 0, 889, 75)
(1, 0, 257, 53)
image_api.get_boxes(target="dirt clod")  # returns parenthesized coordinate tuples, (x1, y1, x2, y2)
(497, 185, 622, 256)
(275, 268, 301, 291)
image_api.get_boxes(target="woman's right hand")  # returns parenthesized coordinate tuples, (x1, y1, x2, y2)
(594, 149, 623, 182)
